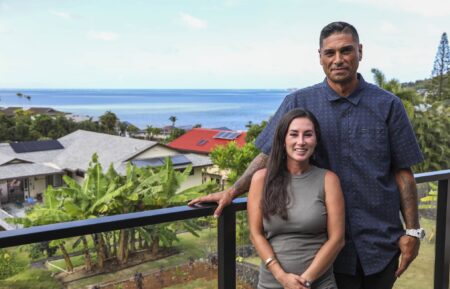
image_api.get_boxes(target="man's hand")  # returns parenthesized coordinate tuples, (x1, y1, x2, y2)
(188, 188, 234, 217)
(188, 153, 269, 217)
(395, 235, 420, 277)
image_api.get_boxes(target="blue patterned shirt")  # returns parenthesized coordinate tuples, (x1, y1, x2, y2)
(255, 74, 423, 275)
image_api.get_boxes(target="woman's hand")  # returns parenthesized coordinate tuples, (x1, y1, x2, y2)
(277, 272, 309, 289)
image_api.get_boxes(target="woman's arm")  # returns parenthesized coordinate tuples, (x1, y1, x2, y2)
(300, 170, 345, 284)
(248, 169, 306, 289)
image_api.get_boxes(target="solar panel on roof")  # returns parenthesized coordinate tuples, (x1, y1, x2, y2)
(131, 158, 164, 168)
(170, 155, 192, 166)
(131, 155, 191, 168)
(10, 140, 64, 153)
(213, 131, 240, 140)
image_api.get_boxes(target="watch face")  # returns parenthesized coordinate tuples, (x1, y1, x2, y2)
(407, 228, 425, 239)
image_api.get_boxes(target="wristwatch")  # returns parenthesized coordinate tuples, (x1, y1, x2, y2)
(405, 228, 425, 240)
(304, 280, 312, 288)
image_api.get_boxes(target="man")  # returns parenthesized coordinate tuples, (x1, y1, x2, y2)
(189, 21, 424, 289)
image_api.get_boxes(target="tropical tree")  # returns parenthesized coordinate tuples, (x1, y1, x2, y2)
(126, 124, 140, 137)
(210, 142, 260, 184)
(30, 114, 55, 138)
(99, 111, 119, 135)
(9, 189, 74, 271)
(16, 92, 31, 101)
(431, 32, 450, 100)
(245, 120, 268, 143)
(10, 109, 34, 141)
(169, 115, 177, 129)
(118, 121, 128, 136)
(145, 125, 161, 140)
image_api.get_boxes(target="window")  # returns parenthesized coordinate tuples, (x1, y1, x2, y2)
(46, 175, 63, 187)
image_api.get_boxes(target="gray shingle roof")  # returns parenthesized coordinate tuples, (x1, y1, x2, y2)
(0, 163, 63, 181)
(0, 130, 212, 179)
(54, 130, 157, 172)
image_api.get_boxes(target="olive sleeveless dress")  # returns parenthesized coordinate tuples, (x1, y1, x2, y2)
(258, 166, 336, 289)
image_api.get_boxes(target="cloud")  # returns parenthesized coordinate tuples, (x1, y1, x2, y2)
(50, 9, 82, 20)
(179, 12, 207, 29)
(379, 21, 400, 34)
(340, 0, 450, 17)
(50, 10, 73, 19)
(87, 31, 119, 41)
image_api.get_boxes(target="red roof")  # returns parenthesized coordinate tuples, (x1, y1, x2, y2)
(168, 128, 247, 154)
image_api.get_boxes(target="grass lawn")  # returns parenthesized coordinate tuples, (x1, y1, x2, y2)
(0, 268, 62, 289)
(164, 277, 216, 289)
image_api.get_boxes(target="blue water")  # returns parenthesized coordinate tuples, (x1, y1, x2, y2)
(0, 89, 289, 130)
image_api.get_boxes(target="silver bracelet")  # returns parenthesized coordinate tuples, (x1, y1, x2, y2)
(264, 256, 276, 268)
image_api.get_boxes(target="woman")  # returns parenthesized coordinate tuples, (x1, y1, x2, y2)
(248, 108, 345, 289)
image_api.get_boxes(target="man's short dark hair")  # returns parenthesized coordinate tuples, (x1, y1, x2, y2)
(319, 21, 359, 47)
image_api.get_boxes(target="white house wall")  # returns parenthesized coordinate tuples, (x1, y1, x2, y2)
(0, 181, 7, 203)
(178, 167, 203, 192)
(30, 176, 47, 198)
(133, 145, 178, 159)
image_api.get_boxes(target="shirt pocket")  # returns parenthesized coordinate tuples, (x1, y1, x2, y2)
(356, 127, 389, 160)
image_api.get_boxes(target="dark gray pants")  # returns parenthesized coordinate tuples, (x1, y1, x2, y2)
(335, 255, 398, 289)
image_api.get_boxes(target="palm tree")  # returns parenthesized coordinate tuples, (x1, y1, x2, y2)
(169, 115, 177, 129)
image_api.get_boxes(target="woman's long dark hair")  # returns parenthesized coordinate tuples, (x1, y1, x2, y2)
(262, 108, 321, 220)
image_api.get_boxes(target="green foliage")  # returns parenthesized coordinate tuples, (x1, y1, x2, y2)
(12, 153, 214, 270)
(210, 142, 260, 183)
(412, 102, 450, 172)
(0, 268, 61, 289)
(99, 111, 119, 134)
(419, 183, 437, 210)
(0, 249, 23, 280)
(145, 125, 162, 140)
(165, 127, 186, 143)
(0, 109, 106, 142)
(245, 120, 268, 143)
(28, 242, 57, 260)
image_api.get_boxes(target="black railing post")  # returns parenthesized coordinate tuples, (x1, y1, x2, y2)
(218, 205, 236, 289)
(434, 179, 450, 289)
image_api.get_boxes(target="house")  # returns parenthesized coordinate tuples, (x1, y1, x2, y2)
(168, 128, 247, 189)
(167, 128, 247, 155)
(0, 130, 212, 224)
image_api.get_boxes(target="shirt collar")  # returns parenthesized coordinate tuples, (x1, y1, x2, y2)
(322, 73, 366, 105)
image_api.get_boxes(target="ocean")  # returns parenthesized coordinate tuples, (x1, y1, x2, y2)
(0, 89, 289, 131)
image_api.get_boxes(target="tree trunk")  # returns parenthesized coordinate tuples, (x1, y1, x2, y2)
(104, 232, 112, 258)
(113, 231, 117, 258)
(130, 228, 136, 252)
(150, 235, 159, 257)
(117, 229, 129, 264)
(95, 233, 105, 270)
(101, 232, 110, 259)
(81, 236, 92, 271)
(138, 233, 144, 250)
(59, 244, 73, 272)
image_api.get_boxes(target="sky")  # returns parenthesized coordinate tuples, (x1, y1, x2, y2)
(0, 0, 449, 89)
